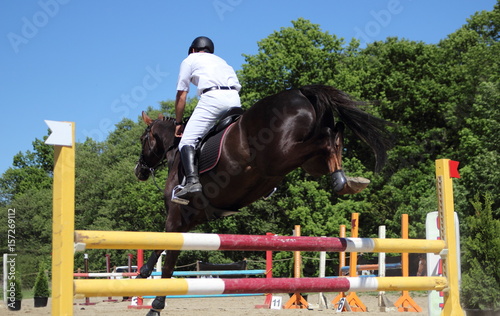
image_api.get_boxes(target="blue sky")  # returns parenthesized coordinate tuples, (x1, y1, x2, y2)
(0, 0, 497, 175)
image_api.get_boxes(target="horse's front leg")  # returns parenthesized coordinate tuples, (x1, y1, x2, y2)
(147, 250, 180, 316)
(137, 250, 163, 278)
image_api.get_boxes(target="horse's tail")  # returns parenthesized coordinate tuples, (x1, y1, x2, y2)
(299, 85, 392, 172)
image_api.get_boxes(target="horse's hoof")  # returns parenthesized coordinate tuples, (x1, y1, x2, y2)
(331, 169, 347, 192)
(146, 309, 161, 316)
(336, 177, 370, 195)
(138, 265, 151, 278)
(152, 296, 166, 310)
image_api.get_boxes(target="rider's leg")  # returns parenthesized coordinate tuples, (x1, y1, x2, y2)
(175, 145, 202, 198)
(178, 91, 241, 149)
(175, 91, 241, 200)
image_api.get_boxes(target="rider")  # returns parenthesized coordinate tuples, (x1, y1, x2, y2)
(173, 36, 241, 201)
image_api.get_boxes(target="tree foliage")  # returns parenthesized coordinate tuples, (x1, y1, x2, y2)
(461, 193, 500, 310)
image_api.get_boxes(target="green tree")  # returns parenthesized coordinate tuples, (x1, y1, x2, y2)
(0, 138, 53, 206)
(439, 5, 500, 213)
(461, 193, 500, 310)
(239, 18, 346, 106)
(0, 137, 53, 288)
(238, 19, 438, 242)
(33, 261, 50, 298)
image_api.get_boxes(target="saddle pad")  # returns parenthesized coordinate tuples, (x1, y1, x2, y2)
(198, 123, 234, 174)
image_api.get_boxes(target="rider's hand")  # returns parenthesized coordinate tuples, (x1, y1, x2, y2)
(175, 124, 184, 137)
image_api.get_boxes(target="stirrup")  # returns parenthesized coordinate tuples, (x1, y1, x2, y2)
(171, 185, 190, 205)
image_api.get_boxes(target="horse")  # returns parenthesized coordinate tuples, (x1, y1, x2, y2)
(134, 84, 392, 315)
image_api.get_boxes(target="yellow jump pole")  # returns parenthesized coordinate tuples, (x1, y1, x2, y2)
(46, 121, 76, 316)
(435, 159, 465, 316)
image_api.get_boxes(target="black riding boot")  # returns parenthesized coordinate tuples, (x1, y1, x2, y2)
(176, 145, 202, 198)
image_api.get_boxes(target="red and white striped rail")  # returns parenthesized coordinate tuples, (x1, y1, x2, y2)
(75, 230, 445, 254)
(74, 276, 447, 297)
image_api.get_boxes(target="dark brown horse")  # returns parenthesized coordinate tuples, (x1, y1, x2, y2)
(134, 85, 391, 315)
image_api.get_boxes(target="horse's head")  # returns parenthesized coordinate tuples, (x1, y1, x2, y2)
(135, 111, 178, 181)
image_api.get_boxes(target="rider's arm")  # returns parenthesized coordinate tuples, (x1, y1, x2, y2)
(174, 90, 188, 136)
(175, 90, 188, 122)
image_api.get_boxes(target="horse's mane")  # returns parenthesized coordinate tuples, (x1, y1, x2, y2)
(159, 116, 177, 123)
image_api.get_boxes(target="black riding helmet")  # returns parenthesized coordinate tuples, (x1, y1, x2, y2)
(188, 36, 214, 55)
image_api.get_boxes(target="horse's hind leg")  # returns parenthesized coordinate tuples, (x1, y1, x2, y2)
(328, 123, 370, 195)
(147, 250, 181, 316)
(328, 123, 347, 192)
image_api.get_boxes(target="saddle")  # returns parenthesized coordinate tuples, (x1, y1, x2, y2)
(196, 107, 244, 174)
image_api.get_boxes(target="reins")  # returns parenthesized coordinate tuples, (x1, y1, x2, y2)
(149, 167, 165, 193)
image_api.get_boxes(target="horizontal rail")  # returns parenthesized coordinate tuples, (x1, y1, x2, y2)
(74, 277, 448, 297)
(340, 263, 402, 271)
(74, 230, 445, 253)
(143, 293, 265, 299)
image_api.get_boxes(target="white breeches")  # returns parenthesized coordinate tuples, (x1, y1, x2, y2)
(179, 90, 241, 150)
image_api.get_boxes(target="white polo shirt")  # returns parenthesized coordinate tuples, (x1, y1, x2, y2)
(176, 53, 241, 96)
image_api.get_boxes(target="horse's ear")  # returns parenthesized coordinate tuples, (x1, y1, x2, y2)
(158, 113, 164, 120)
(142, 111, 153, 125)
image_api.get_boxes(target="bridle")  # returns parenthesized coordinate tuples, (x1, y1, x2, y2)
(137, 119, 178, 191)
